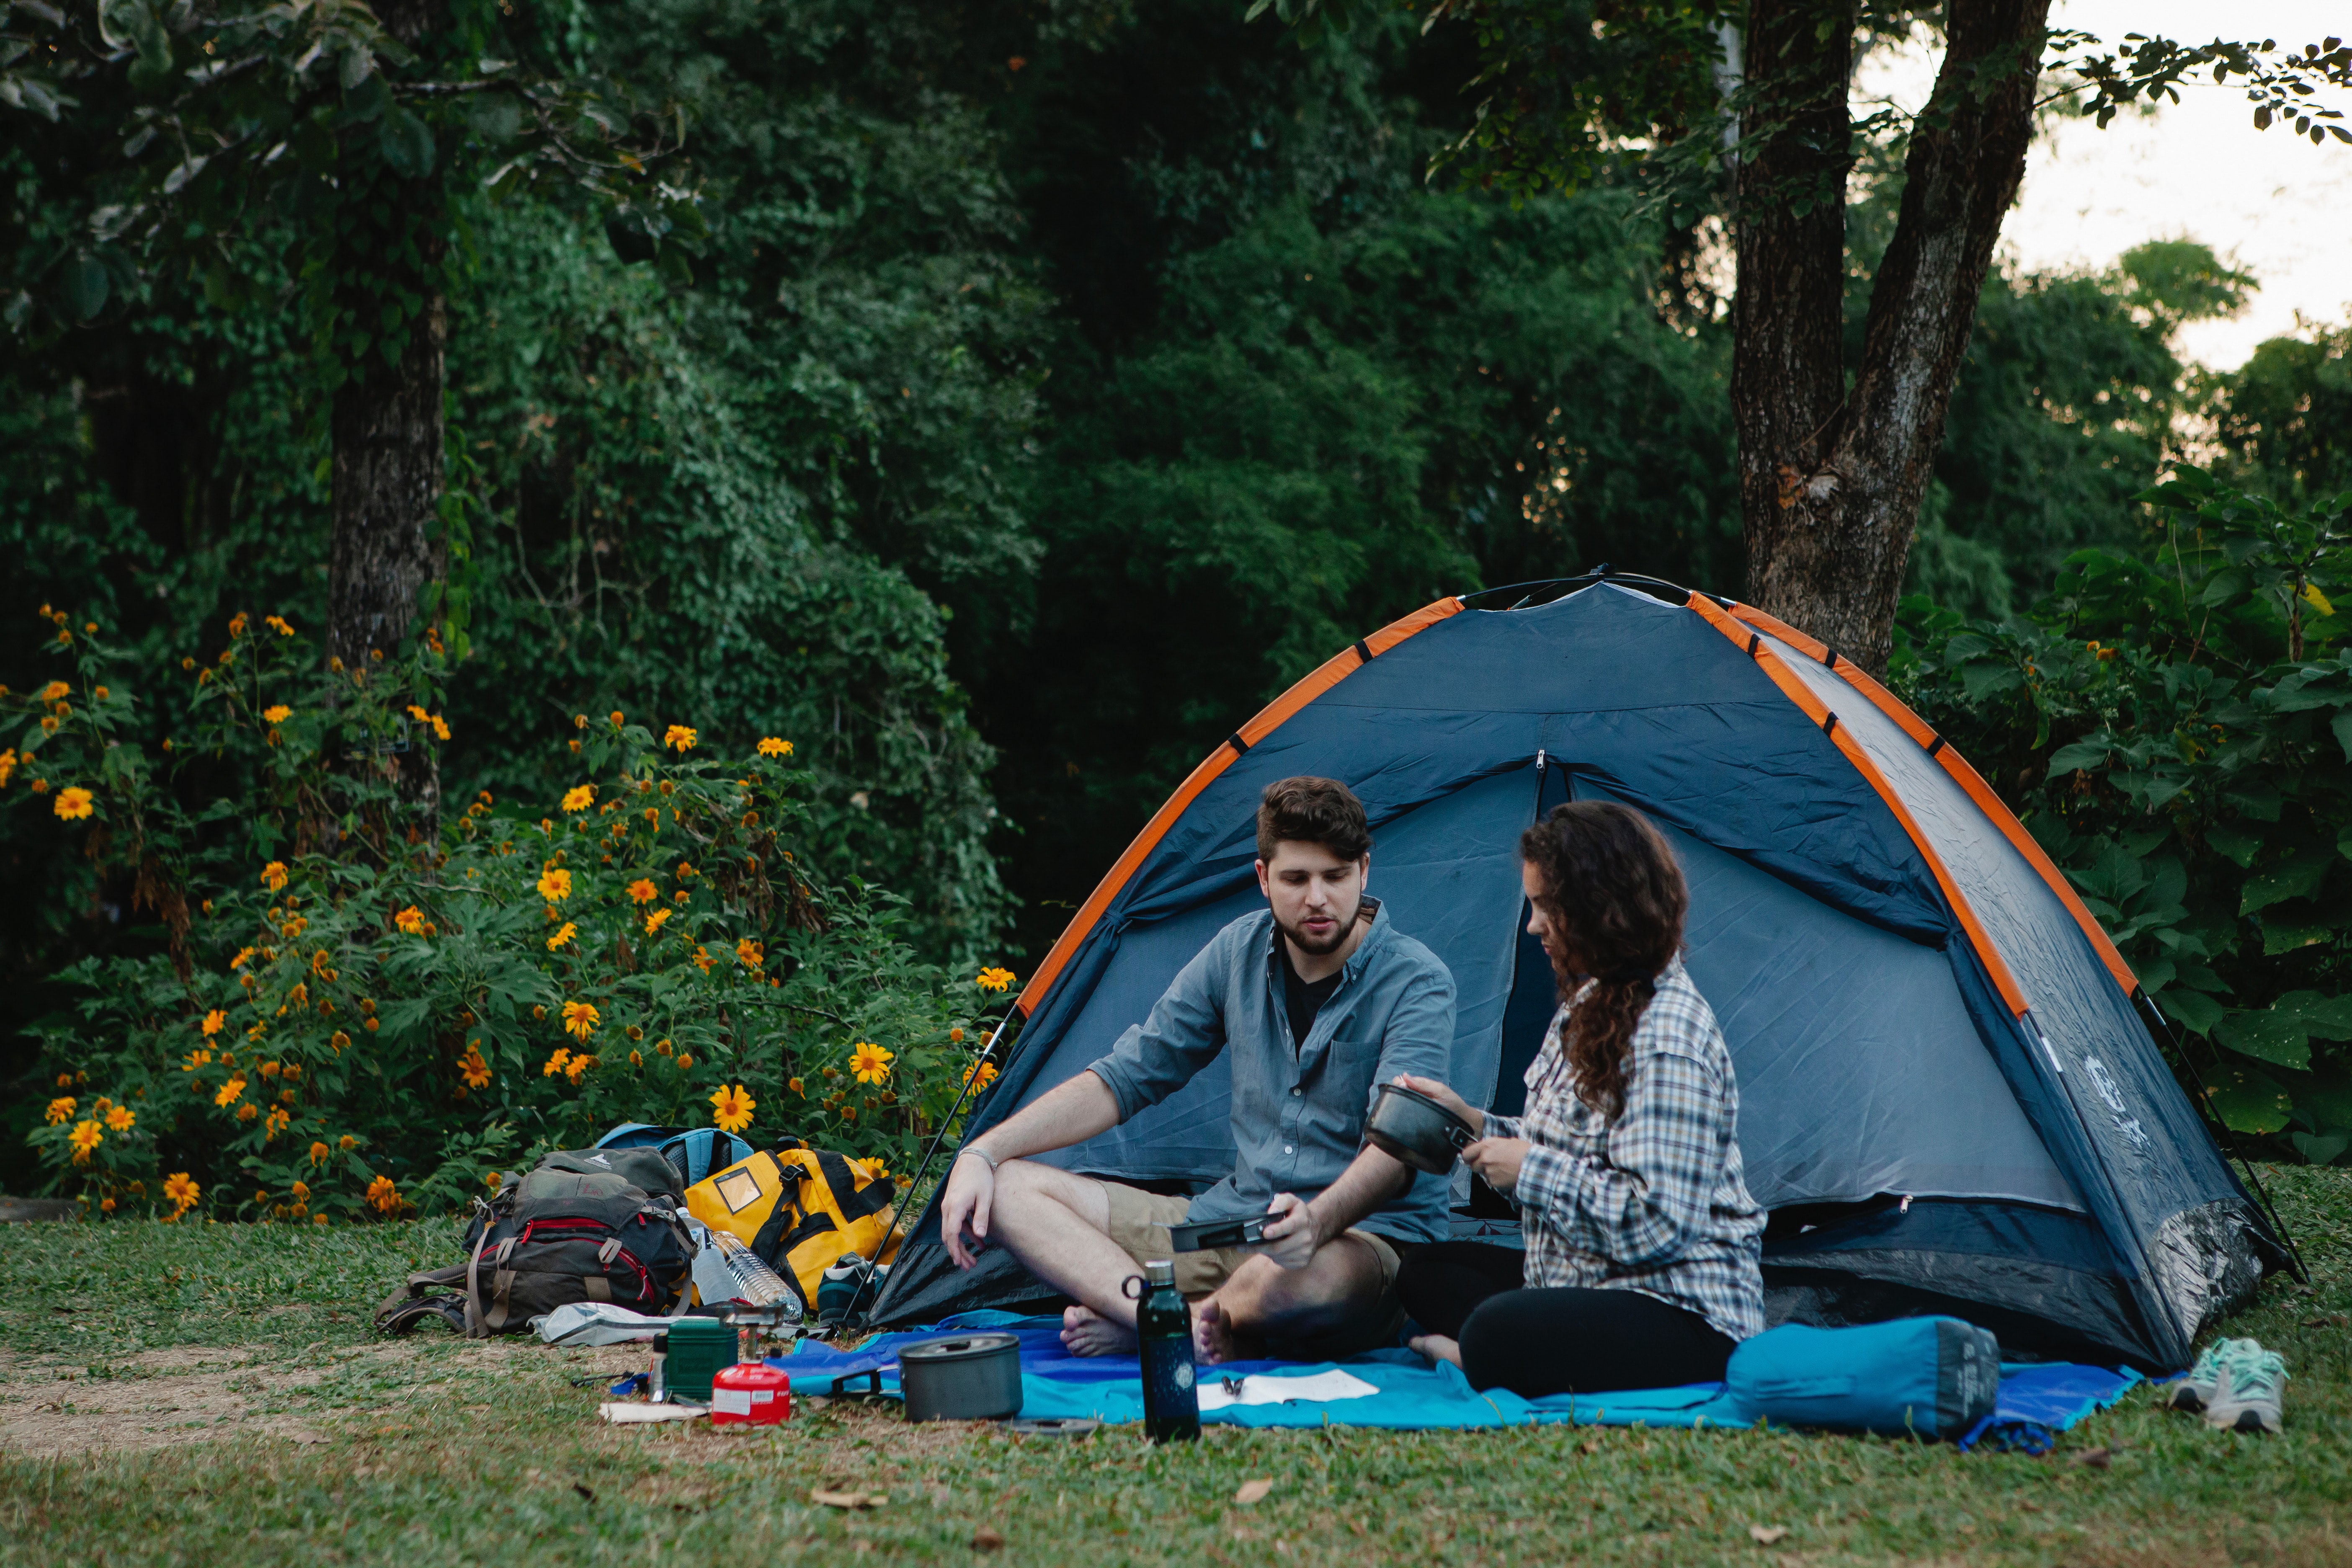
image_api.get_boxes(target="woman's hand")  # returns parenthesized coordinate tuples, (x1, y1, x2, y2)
(1395, 1074, 1484, 1139)
(1462, 1137, 1530, 1197)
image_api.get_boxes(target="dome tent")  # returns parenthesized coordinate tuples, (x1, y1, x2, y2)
(872, 579, 2293, 1369)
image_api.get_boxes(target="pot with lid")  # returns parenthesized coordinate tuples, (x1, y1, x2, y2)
(1362, 1082, 1477, 1174)
(900, 1332, 1024, 1423)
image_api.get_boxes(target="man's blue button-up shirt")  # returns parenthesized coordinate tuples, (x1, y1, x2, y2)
(1083, 898, 1459, 1243)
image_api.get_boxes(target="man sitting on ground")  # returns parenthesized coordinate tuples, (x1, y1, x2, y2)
(939, 776, 1458, 1362)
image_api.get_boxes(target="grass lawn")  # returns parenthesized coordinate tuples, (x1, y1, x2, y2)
(3, 1166, 2349, 1567)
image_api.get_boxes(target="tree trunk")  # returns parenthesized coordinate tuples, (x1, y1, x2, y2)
(1736, 0, 2051, 673)
(327, 0, 447, 822)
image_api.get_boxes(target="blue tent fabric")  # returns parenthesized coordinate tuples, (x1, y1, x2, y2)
(774, 1316, 2133, 1439)
(869, 583, 2285, 1369)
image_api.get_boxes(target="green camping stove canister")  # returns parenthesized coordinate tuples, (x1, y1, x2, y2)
(665, 1317, 736, 1401)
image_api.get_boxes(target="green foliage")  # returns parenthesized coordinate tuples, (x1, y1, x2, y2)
(1895, 469, 2352, 1162)
(11, 612, 1013, 1218)
(2214, 317, 2352, 507)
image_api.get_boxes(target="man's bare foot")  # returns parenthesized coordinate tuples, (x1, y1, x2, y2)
(1060, 1304, 1137, 1357)
(1409, 1333, 1462, 1369)
(1194, 1295, 1239, 1365)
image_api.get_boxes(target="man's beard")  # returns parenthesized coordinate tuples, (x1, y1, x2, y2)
(1276, 893, 1363, 958)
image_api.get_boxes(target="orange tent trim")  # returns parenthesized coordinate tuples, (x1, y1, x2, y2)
(1720, 602, 2137, 996)
(1685, 594, 2032, 1017)
(1014, 596, 1465, 1017)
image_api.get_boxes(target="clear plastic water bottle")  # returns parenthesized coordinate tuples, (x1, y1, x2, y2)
(1129, 1260, 1199, 1442)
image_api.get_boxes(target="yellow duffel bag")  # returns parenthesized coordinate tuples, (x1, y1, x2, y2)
(684, 1138, 901, 1310)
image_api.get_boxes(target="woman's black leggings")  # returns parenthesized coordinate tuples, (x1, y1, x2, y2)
(1397, 1241, 1736, 1399)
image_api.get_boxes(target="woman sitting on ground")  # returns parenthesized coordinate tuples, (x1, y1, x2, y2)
(1393, 800, 1764, 1398)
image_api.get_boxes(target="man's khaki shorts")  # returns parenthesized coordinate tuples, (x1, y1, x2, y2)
(1100, 1180, 1402, 1302)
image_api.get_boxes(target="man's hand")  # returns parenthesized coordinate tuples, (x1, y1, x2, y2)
(1256, 1191, 1323, 1269)
(1462, 1137, 1530, 1197)
(1395, 1073, 1484, 1139)
(940, 1150, 996, 1269)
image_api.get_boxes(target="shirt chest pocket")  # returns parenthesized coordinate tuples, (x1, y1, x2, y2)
(1540, 1091, 1612, 1160)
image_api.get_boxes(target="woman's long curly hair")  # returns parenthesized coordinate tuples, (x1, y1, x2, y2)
(1520, 801, 1688, 1119)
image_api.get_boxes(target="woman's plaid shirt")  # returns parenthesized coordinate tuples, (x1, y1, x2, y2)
(1485, 957, 1767, 1341)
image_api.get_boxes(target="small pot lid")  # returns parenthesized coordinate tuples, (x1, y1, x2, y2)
(901, 1331, 1021, 1362)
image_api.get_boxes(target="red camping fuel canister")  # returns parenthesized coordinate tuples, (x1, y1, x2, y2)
(709, 1363, 792, 1426)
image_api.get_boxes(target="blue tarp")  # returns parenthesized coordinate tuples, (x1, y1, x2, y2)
(774, 1314, 2134, 1439)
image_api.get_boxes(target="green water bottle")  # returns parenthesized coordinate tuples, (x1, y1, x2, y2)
(1129, 1260, 1199, 1442)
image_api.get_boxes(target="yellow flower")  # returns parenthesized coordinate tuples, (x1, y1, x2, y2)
(231, 947, 255, 970)
(338, 1133, 357, 1150)
(543, 1047, 572, 1078)
(976, 966, 1016, 993)
(561, 1000, 600, 1040)
(201, 1008, 226, 1038)
(215, 1076, 245, 1107)
(643, 908, 671, 937)
(44, 1096, 75, 1125)
(54, 786, 94, 821)
(692, 944, 714, 974)
(562, 785, 595, 813)
(676, 860, 697, 880)
(237, 1102, 258, 1122)
(330, 1030, 350, 1053)
(228, 613, 248, 637)
(164, 1172, 199, 1211)
(394, 905, 427, 936)
(0, 749, 15, 787)
(963, 1060, 999, 1092)
(460, 1046, 491, 1089)
(664, 725, 697, 752)
(262, 704, 293, 724)
(788, 1076, 805, 1096)
(264, 1106, 290, 1138)
(265, 615, 294, 637)
(709, 1083, 756, 1133)
(431, 714, 450, 741)
(260, 861, 288, 893)
(308, 1140, 330, 1167)
(851, 1158, 892, 1185)
(547, 921, 578, 950)
(735, 938, 763, 972)
(182, 1048, 211, 1072)
(757, 737, 793, 758)
(289, 1180, 309, 1202)
(627, 878, 658, 904)
(849, 1042, 895, 1085)
(565, 1053, 593, 1084)
(40, 680, 68, 702)
(610, 710, 625, 728)
(406, 703, 431, 724)
(106, 1104, 134, 1132)
(629, 1049, 642, 1067)
(676, 1052, 694, 1071)
(69, 1120, 102, 1161)
(536, 867, 572, 902)
(366, 1175, 400, 1214)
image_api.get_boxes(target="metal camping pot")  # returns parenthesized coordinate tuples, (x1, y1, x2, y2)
(1363, 1082, 1477, 1174)
(899, 1332, 1023, 1422)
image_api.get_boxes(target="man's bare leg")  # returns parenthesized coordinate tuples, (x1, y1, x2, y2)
(1194, 1233, 1386, 1364)
(984, 1159, 1148, 1355)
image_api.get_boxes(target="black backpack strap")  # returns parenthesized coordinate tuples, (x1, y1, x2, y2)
(464, 1223, 499, 1338)
(373, 1263, 471, 1336)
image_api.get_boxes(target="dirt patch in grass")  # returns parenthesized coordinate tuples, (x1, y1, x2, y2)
(0, 1347, 323, 1458)
(0, 1334, 537, 1458)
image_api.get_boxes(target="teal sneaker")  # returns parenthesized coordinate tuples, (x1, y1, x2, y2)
(2203, 1342, 2288, 1434)
(2167, 1338, 2241, 1415)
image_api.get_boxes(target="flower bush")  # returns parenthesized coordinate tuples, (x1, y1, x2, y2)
(1897, 469, 2352, 1161)
(8, 609, 1015, 1220)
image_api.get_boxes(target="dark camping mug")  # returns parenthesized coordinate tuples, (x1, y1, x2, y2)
(1363, 1082, 1477, 1174)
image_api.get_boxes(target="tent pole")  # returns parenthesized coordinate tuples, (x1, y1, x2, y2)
(2133, 989, 2306, 1283)
(838, 1002, 1021, 1331)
